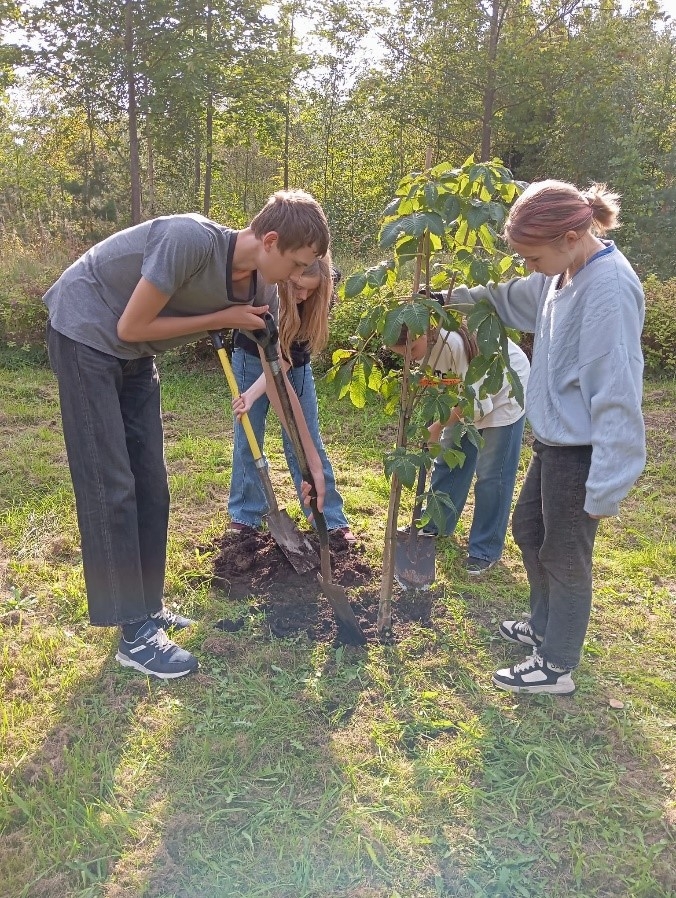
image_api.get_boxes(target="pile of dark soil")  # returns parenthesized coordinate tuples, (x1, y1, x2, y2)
(212, 527, 443, 645)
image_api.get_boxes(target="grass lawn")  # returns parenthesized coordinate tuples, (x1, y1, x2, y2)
(0, 348, 674, 898)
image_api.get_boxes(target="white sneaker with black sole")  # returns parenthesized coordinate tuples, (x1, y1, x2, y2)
(116, 619, 198, 679)
(499, 619, 542, 647)
(492, 649, 575, 694)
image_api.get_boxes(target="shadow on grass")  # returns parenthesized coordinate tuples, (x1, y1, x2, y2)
(0, 634, 151, 897)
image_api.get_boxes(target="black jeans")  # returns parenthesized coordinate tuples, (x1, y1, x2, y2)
(47, 325, 169, 626)
(512, 440, 599, 669)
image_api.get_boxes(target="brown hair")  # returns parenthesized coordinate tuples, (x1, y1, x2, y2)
(457, 323, 479, 363)
(250, 189, 330, 256)
(504, 179, 621, 246)
(277, 252, 333, 358)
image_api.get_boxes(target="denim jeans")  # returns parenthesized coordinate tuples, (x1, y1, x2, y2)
(512, 440, 599, 670)
(227, 348, 349, 530)
(47, 325, 169, 626)
(426, 416, 526, 563)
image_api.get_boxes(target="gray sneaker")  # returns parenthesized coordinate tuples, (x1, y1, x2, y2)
(116, 620, 198, 679)
(150, 606, 194, 632)
(464, 556, 496, 575)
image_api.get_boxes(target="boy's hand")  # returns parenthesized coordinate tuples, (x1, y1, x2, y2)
(216, 305, 269, 331)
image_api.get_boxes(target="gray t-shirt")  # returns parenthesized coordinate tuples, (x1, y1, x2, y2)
(44, 213, 279, 359)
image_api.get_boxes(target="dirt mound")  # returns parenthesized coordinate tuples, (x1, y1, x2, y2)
(212, 528, 441, 645)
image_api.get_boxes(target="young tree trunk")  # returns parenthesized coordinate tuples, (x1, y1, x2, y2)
(125, 0, 141, 224)
(147, 125, 155, 217)
(203, 92, 213, 217)
(480, 0, 504, 162)
(203, 3, 213, 217)
(283, 10, 296, 190)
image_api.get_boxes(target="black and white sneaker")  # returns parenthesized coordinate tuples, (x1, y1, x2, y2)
(151, 606, 194, 632)
(116, 620, 198, 679)
(492, 650, 575, 694)
(499, 619, 542, 648)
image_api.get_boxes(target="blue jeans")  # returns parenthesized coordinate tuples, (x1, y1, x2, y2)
(47, 325, 169, 626)
(227, 348, 349, 530)
(512, 440, 599, 670)
(426, 416, 526, 563)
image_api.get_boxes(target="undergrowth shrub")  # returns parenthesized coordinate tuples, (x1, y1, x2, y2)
(643, 276, 676, 376)
(0, 229, 87, 352)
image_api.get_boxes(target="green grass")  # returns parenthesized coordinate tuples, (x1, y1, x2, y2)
(0, 351, 674, 898)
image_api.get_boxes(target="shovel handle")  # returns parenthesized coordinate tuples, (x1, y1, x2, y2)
(248, 316, 330, 549)
(248, 314, 315, 485)
(209, 331, 263, 462)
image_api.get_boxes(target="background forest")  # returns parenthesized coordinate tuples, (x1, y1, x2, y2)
(0, 0, 674, 282)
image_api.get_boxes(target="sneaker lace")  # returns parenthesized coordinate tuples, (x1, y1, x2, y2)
(159, 608, 179, 626)
(146, 627, 173, 653)
(514, 620, 534, 637)
(513, 650, 544, 673)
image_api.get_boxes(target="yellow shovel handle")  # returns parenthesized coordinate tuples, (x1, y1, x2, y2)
(213, 345, 263, 463)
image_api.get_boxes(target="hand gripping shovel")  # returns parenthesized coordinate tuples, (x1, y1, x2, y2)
(394, 454, 436, 590)
(249, 315, 367, 646)
(210, 330, 316, 575)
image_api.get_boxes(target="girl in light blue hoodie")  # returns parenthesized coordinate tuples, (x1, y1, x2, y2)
(453, 180, 645, 695)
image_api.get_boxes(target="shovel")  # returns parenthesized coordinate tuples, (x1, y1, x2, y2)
(394, 455, 436, 590)
(249, 315, 367, 646)
(209, 330, 317, 576)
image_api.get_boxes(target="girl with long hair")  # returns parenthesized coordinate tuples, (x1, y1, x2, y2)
(228, 252, 354, 541)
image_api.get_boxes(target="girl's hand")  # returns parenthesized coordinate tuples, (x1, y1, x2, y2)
(300, 478, 324, 514)
(427, 421, 443, 444)
(232, 391, 255, 419)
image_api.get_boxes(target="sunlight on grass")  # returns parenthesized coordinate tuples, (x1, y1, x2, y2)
(1, 363, 675, 897)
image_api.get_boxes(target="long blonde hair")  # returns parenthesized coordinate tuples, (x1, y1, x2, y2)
(277, 251, 333, 359)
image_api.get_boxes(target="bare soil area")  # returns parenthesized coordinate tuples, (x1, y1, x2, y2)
(212, 527, 442, 644)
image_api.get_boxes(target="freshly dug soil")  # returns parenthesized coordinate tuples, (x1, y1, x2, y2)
(212, 527, 442, 645)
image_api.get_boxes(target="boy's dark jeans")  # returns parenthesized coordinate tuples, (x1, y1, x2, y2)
(512, 440, 599, 670)
(47, 325, 169, 626)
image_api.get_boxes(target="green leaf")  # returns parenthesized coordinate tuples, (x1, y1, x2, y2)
(366, 262, 392, 288)
(442, 194, 461, 224)
(383, 450, 419, 488)
(330, 358, 356, 394)
(399, 213, 431, 238)
(357, 305, 385, 339)
(394, 235, 420, 262)
(466, 203, 492, 230)
(382, 197, 401, 217)
(479, 357, 506, 398)
(467, 299, 496, 334)
(380, 218, 406, 248)
(424, 182, 439, 207)
(349, 363, 368, 408)
(506, 365, 525, 409)
(465, 354, 493, 385)
(476, 314, 503, 355)
(345, 272, 367, 298)
(470, 259, 491, 285)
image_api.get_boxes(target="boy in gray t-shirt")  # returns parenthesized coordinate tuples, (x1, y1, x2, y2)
(45, 189, 330, 680)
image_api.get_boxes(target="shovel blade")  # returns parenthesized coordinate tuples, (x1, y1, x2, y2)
(265, 509, 317, 575)
(317, 573, 367, 645)
(394, 531, 436, 590)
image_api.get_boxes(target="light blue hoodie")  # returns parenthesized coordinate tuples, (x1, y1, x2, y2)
(452, 242, 645, 517)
